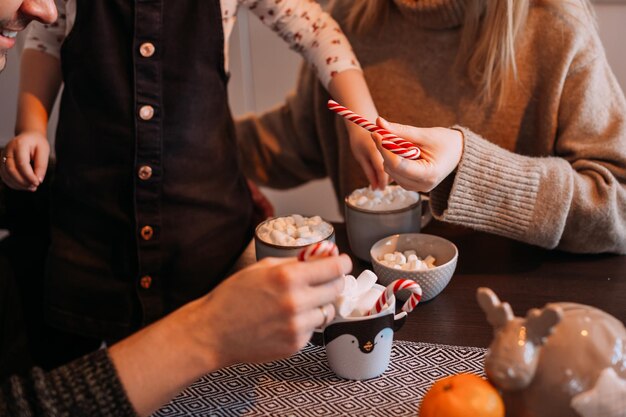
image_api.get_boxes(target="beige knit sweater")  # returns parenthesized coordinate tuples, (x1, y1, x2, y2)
(236, 0, 626, 254)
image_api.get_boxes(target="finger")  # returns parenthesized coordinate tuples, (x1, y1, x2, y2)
(14, 146, 40, 186)
(296, 278, 344, 311)
(357, 156, 379, 189)
(3, 156, 33, 189)
(299, 303, 337, 331)
(366, 148, 388, 190)
(372, 155, 390, 189)
(375, 133, 432, 180)
(32, 146, 49, 184)
(293, 254, 352, 286)
(372, 132, 396, 161)
(377, 117, 423, 145)
(382, 168, 424, 192)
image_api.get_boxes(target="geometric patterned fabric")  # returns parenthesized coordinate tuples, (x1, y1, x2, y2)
(154, 341, 486, 416)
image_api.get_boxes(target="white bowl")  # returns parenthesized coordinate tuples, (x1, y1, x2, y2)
(254, 216, 335, 260)
(370, 233, 458, 302)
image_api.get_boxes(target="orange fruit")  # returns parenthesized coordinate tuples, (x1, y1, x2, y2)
(419, 373, 505, 417)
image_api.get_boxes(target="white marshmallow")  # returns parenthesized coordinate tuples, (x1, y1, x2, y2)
(353, 287, 384, 316)
(257, 215, 332, 246)
(379, 251, 437, 271)
(347, 185, 420, 212)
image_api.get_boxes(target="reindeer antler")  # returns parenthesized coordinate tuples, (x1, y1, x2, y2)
(477, 287, 514, 329)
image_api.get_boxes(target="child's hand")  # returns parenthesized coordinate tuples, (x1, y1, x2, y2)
(373, 118, 463, 193)
(346, 123, 388, 190)
(0, 131, 50, 192)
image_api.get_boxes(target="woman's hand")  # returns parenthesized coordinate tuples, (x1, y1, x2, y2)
(373, 118, 463, 192)
(0, 131, 50, 191)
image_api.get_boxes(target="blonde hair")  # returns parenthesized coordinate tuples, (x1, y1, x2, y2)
(345, 0, 594, 106)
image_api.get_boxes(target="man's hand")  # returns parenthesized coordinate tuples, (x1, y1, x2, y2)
(191, 254, 351, 367)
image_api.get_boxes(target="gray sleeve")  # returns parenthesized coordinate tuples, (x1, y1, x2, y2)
(0, 349, 137, 417)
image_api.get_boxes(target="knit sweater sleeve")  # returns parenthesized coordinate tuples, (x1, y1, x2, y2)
(430, 47, 626, 253)
(236, 63, 328, 189)
(0, 349, 137, 417)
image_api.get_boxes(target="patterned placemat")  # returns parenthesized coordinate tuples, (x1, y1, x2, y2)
(154, 341, 486, 417)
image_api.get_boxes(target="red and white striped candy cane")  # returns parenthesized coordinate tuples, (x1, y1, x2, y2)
(368, 279, 422, 315)
(298, 240, 339, 262)
(327, 100, 420, 160)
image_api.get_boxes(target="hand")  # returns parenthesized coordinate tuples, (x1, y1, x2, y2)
(373, 118, 463, 192)
(190, 255, 352, 367)
(0, 131, 50, 192)
(347, 123, 388, 190)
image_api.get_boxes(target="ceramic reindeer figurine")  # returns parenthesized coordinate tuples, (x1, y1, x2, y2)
(477, 288, 626, 417)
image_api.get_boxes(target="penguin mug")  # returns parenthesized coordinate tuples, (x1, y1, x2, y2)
(323, 294, 407, 380)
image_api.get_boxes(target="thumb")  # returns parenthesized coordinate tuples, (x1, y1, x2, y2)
(377, 117, 423, 145)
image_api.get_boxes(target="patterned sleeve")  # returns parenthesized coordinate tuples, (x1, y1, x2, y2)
(0, 349, 137, 416)
(23, 0, 68, 59)
(236, 0, 362, 89)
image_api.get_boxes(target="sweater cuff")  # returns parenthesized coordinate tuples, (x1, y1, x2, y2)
(430, 126, 542, 242)
(45, 348, 137, 417)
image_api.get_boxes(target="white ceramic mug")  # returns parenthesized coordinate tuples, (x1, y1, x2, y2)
(344, 194, 432, 261)
(322, 292, 407, 380)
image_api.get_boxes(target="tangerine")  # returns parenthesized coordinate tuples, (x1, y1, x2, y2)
(419, 373, 504, 417)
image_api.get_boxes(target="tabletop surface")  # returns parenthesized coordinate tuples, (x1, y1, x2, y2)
(157, 222, 626, 415)
(237, 220, 626, 348)
(341, 220, 626, 348)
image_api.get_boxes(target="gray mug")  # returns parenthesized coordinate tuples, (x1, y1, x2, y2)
(344, 194, 431, 261)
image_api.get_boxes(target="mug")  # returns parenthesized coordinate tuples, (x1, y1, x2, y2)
(254, 216, 335, 261)
(344, 194, 431, 261)
(322, 292, 407, 380)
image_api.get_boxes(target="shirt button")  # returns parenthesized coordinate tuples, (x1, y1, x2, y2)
(139, 105, 154, 121)
(140, 225, 154, 241)
(140, 275, 152, 289)
(138, 165, 152, 180)
(139, 42, 155, 58)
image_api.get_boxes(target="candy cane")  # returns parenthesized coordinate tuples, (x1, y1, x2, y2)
(368, 279, 422, 315)
(327, 100, 420, 160)
(298, 240, 339, 262)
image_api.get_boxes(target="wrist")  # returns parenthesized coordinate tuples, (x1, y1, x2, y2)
(176, 296, 224, 375)
(14, 128, 48, 139)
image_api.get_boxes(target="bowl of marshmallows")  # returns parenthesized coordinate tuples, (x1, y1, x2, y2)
(370, 233, 458, 302)
(254, 214, 335, 260)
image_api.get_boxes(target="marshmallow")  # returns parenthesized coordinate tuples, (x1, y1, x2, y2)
(347, 185, 420, 212)
(334, 270, 384, 318)
(257, 215, 333, 246)
(379, 250, 437, 271)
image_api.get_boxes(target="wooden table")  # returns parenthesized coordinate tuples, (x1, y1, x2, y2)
(331, 220, 626, 348)
(156, 222, 626, 416)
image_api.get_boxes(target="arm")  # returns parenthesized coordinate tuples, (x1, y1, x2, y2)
(1, 256, 350, 416)
(242, 0, 386, 188)
(109, 255, 349, 416)
(375, 52, 626, 254)
(236, 63, 328, 189)
(444, 59, 626, 254)
(1, 350, 137, 416)
(0, 42, 63, 191)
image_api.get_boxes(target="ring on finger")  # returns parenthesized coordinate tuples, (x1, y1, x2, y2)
(318, 304, 331, 328)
